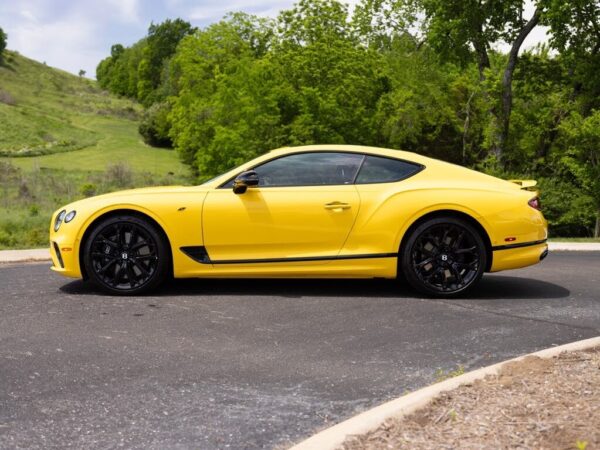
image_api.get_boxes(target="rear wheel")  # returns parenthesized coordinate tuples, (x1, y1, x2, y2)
(83, 215, 169, 295)
(400, 217, 487, 297)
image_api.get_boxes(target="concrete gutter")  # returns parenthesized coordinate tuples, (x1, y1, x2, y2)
(290, 336, 600, 450)
(0, 243, 598, 264)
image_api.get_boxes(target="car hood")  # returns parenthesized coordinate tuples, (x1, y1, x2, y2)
(52, 185, 205, 218)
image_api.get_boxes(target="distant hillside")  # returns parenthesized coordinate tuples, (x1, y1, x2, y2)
(0, 50, 137, 156)
(0, 50, 187, 175)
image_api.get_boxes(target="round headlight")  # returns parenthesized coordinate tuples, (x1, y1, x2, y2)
(54, 210, 66, 232)
(64, 210, 76, 223)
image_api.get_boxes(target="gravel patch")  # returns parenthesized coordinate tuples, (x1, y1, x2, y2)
(341, 347, 600, 449)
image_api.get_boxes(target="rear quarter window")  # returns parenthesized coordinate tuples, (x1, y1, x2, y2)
(355, 155, 423, 184)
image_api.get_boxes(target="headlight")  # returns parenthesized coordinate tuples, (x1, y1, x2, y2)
(54, 210, 66, 232)
(64, 210, 76, 223)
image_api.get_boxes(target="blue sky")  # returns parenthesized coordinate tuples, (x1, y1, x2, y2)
(0, 0, 305, 77)
(0, 0, 548, 78)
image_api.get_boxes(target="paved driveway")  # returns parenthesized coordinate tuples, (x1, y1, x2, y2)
(1, 252, 598, 449)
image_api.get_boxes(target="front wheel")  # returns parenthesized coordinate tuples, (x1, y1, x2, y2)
(400, 217, 487, 297)
(83, 215, 169, 295)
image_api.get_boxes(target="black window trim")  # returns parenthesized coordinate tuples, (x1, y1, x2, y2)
(354, 154, 425, 185)
(217, 150, 425, 189)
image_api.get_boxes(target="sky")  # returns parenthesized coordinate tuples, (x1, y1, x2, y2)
(0, 0, 549, 78)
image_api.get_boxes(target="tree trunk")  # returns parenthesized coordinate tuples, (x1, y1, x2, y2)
(595, 210, 600, 238)
(473, 39, 491, 81)
(497, 8, 541, 164)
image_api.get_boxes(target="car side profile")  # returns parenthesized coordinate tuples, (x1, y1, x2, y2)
(49, 145, 548, 297)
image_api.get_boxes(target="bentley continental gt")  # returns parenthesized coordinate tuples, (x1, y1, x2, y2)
(50, 145, 548, 297)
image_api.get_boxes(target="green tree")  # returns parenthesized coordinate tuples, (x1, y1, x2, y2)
(137, 19, 194, 104)
(274, 0, 386, 146)
(96, 41, 146, 98)
(558, 110, 600, 237)
(421, 0, 542, 162)
(168, 14, 277, 174)
(544, 0, 600, 113)
(138, 101, 173, 147)
(0, 27, 7, 64)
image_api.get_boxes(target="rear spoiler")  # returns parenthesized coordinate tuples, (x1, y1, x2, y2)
(509, 179, 538, 191)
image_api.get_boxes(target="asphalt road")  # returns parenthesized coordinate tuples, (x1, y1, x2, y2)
(1, 252, 599, 449)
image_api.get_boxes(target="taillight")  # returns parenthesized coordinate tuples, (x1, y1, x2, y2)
(528, 196, 541, 211)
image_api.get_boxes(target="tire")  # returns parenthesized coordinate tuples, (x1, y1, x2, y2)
(400, 216, 487, 297)
(83, 215, 169, 295)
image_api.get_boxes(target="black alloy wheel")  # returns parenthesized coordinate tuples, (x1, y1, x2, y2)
(83, 215, 169, 295)
(401, 217, 487, 297)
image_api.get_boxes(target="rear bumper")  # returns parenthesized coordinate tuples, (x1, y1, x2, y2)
(489, 241, 548, 272)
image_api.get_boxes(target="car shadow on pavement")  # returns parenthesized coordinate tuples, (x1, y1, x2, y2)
(468, 275, 570, 299)
(60, 274, 569, 300)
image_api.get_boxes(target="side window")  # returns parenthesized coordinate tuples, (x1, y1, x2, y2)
(355, 155, 422, 184)
(252, 152, 364, 187)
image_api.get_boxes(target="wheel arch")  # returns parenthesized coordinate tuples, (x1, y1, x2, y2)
(398, 209, 493, 272)
(78, 208, 174, 280)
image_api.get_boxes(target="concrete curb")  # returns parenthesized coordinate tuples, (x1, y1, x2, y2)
(0, 248, 50, 263)
(0, 243, 598, 264)
(289, 336, 600, 450)
(548, 242, 600, 251)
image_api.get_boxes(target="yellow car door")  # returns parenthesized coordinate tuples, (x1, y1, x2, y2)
(202, 152, 363, 263)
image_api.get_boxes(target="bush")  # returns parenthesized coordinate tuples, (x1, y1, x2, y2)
(0, 161, 20, 182)
(80, 183, 97, 197)
(0, 214, 48, 249)
(138, 101, 173, 148)
(105, 163, 133, 188)
(538, 177, 596, 237)
(0, 89, 16, 106)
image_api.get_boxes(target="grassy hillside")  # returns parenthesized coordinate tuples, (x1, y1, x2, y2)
(0, 51, 190, 249)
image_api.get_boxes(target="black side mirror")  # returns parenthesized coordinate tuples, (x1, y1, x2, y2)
(233, 170, 259, 194)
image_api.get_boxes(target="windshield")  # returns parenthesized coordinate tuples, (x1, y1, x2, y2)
(201, 172, 229, 186)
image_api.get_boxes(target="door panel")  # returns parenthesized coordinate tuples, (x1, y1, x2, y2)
(203, 186, 360, 262)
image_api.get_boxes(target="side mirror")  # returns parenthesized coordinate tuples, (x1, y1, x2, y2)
(233, 170, 259, 194)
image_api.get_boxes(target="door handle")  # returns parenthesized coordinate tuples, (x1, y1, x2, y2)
(324, 202, 351, 210)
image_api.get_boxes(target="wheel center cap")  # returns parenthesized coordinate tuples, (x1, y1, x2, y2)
(440, 254, 448, 262)
(121, 252, 129, 260)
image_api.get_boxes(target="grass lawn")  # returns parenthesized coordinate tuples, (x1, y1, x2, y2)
(3, 115, 188, 177)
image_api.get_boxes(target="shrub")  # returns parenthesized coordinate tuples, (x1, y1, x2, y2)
(105, 163, 133, 188)
(18, 180, 32, 199)
(0, 161, 20, 182)
(0, 89, 16, 106)
(80, 183, 97, 197)
(138, 101, 173, 148)
(538, 177, 596, 237)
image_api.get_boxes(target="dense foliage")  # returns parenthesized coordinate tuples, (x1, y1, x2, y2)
(0, 27, 7, 64)
(96, 0, 600, 237)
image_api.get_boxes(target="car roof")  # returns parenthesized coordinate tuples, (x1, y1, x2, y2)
(268, 145, 430, 165)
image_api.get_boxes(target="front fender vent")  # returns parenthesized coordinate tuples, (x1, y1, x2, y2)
(180, 246, 211, 264)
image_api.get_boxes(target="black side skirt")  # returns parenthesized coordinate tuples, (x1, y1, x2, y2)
(180, 246, 397, 265)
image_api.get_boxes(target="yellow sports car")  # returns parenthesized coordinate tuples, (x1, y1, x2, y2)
(49, 145, 548, 297)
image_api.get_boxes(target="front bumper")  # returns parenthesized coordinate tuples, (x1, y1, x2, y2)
(50, 238, 81, 278)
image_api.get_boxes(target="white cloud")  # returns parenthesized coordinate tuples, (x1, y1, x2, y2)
(8, 14, 104, 75)
(20, 9, 37, 21)
(106, 0, 141, 23)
